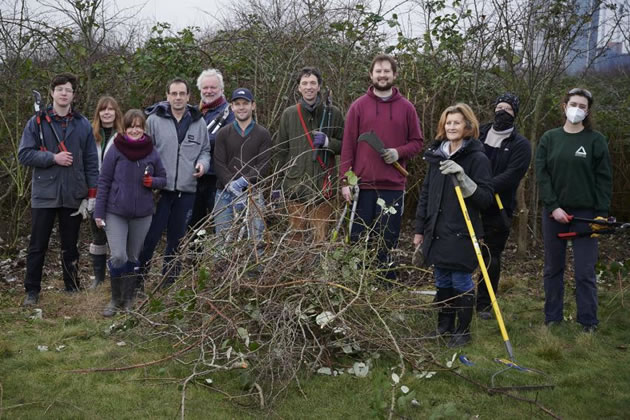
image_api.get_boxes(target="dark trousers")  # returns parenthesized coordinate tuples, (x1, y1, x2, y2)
(476, 216, 511, 311)
(190, 174, 217, 230)
(139, 191, 195, 281)
(24, 207, 83, 293)
(542, 208, 599, 327)
(350, 189, 404, 280)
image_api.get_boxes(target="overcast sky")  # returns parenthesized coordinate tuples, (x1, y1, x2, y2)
(122, 0, 226, 30)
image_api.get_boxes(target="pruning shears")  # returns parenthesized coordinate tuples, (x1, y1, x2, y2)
(557, 215, 629, 239)
(207, 106, 230, 134)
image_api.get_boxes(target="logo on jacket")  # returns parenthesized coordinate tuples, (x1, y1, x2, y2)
(575, 146, 587, 158)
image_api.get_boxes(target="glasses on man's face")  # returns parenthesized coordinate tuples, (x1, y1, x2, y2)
(568, 88, 592, 99)
(54, 87, 74, 94)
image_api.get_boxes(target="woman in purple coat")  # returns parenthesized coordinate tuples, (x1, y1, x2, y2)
(94, 109, 166, 316)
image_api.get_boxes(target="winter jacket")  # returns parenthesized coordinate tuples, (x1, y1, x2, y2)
(144, 101, 210, 193)
(215, 121, 272, 190)
(340, 86, 423, 190)
(415, 139, 493, 273)
(18, 109, 99, 209)
(274, 99, 344, 200)
(479, 123, 532, 218)
(535, 127, 612, 216)
(94, 134, 167, 219)
(202, 98, 234, 175)
(96, 129, 116, 172)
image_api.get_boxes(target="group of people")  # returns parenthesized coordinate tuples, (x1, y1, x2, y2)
(17, 54, 612, 344)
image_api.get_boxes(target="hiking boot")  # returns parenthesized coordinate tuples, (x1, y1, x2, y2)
(23, 291, 39, 306)
(89, 253, 107, 289)
(582, 324, 598, 333)
(447, 292, 474, 348)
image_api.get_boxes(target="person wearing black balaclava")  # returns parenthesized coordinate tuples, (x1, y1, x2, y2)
(476, 93, 532, 320)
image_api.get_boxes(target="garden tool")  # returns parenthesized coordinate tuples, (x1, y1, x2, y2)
(494, 193, 511, 229)
(331, 202, 348, 242)
(33, 90, 68, 153)
(357, 131, 409, 177)
(557, 215, 629, 239)
(346, 185, 360, 243)
(451, 176, 553, 392)
(207, 106, 230, 134)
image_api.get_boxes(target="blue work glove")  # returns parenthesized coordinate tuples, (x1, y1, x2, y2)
(313, 131, 329, 148)
(227, 176, 249, 196)
(381, 148, 399, 164)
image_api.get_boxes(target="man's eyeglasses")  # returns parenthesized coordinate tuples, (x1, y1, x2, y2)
(53, 87, 74, 94)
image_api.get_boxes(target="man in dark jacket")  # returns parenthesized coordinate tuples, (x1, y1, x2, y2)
(138, 78, 210, 287)
(274, 67, 344, 242)
(476, 93, 532, 319)
(340, 54, 423, 282)
(18, 73, 99, 305)
(190, 68, 235, 229)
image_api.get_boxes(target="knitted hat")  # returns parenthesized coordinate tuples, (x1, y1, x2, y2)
(494, 93, 520, 116)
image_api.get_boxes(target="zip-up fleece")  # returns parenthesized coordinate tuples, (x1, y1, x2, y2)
(18, 110, 99, 209)
(145, 101, 210, 193)
(340, 86, 423, 190)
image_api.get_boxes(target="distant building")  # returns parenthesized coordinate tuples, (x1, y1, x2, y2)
(565, 0, 601, 74)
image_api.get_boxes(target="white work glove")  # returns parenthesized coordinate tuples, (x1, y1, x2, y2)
(87, 198, 96, 213)
(381, 148, 399, 164)
(227, 176, 249, 197)
(71, 199, 89, 219)
(439, 160, 477, 198)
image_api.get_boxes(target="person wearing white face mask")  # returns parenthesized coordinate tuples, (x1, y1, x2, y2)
(535, 88, 612, 333)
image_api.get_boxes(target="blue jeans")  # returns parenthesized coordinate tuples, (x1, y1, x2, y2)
(214, 189, 264, 243)
(542, 208, 599, 327)
(434, 267, 474, 293)
(138, 191, 195, 281)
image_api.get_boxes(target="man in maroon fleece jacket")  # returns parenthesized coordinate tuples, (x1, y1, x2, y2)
(340, 54, 423, 284)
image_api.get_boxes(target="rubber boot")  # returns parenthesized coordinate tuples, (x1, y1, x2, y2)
(448, 292, 474, 348)
(422, 288, 455, 338)
(121, 261, 137, 311)
(103, 261, 125, 317)
(89, 253, 107, 289)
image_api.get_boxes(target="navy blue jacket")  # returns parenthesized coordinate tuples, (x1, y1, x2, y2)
(202, 99, 234, 175)
(18, 109, 99, 209)
(94, 135, 167, 219)
(478, 123, 531, 218)
(415, 139, 493, 273)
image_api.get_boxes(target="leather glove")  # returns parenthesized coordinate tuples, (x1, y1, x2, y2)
(440, 160, 477, 198)
(227, 176, 249, 196)
(381, 148, 399, 164)
(87, 198, 96, 213)
(313, 131, 329, 148)
(590, 216, 608, 237)
(71, 199, 89, 219)
(143, 173, 153, 188)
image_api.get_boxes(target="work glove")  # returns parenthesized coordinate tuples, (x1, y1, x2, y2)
(143, 173, 153, 188)
(87, 198, 96, 213)
(440, 160, 477, 198)
(313, 131, 329, 148)
(227, 176, 249, 197)
(71, 199, 89, 219)
(589, 216, 609, 237)
(381, 148, 399, 164)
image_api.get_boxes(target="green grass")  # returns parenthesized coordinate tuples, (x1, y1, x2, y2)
(1, 271, 629, 419)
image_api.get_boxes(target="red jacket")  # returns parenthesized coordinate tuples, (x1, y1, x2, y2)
(340, 86, 423, 190)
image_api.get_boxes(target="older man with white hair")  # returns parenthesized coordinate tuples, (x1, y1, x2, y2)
(190, 68, 235, 229)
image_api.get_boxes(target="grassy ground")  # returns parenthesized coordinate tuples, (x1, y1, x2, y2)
(1, 263, 628, 420)
(1, 231, 629, 419)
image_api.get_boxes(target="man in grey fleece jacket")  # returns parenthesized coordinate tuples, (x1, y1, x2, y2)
(138, 78, 210, 288)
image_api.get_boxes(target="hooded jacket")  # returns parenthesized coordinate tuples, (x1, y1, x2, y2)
(340, 86, 423, 190)
(415, 138, 493, 273)
(18, 109, 99, 209)
(144, 101, 210, 193)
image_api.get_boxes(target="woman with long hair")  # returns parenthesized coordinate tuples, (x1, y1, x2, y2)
(89, 96, 123, 289)
(94, 109, 166, 316)
(413, 103, 493, 347)
(535, 88, 612, 332)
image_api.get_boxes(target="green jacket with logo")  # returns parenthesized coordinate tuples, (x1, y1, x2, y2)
(274, 100, 344, 200)
(535, 127, 612, 216)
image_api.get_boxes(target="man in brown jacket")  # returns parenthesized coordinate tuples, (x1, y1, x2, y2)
(274, 67, 344, 242)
